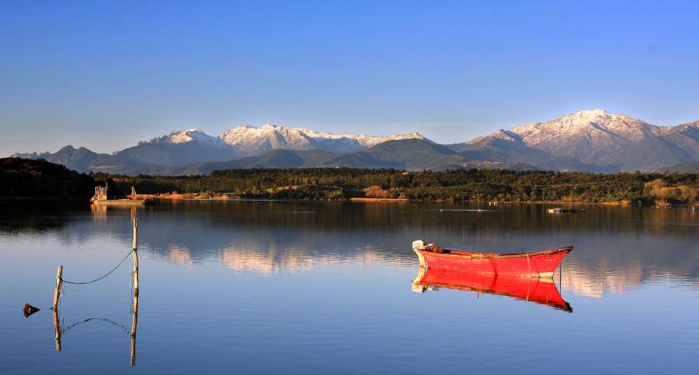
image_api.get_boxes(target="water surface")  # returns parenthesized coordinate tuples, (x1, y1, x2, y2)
(1, 201, 697, 374)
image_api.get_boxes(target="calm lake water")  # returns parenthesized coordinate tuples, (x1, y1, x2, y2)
(1, 201, 698, 374)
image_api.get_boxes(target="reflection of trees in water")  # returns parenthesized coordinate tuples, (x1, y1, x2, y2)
(0, 201, 87, 234)
(5, 201, 699, 294)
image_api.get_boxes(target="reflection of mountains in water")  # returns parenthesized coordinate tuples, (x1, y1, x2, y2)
(560, 262, 644, 298)
(4, 201, 699, 296)
(166, 243, 412, 274)
(145, 202, 699, 284)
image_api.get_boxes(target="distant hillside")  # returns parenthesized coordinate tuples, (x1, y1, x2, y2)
(12, 110, 699, 175)
(163, 139, 501, 175)
(0, 158, 95, 199)
(456, 110, 699, 172)
(665, 161, 699, 173)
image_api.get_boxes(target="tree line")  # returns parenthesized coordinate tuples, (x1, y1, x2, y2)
(98, 168, 699, 205)
(3, 157, 697, 205)
(0, 158, 94, 199)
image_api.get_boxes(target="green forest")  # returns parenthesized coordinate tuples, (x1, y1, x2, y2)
(3, 158, 698, 205)
(100, 167, 699, 205)
(0, 158, 94, 199)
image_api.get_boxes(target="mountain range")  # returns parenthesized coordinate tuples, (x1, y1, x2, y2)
(13, 110, 699, 175)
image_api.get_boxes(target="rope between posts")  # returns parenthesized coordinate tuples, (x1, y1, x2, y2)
(61, 249, 134, 285)
(61, 317, 132, 336)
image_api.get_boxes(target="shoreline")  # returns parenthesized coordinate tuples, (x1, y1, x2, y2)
(348, 197, 409, 203)
(2, 196, 696, 208)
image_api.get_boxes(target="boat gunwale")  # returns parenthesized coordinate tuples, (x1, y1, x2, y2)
(418, 245, 573, 259)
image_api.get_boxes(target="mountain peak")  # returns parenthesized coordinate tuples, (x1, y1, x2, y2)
(165, 128, 224, 146)
(219, 124, 427, 153)
(512, 109, 646, 134)
(14, 110, 699, 175)
(503, 109, 661, 165)
(575, 108, 611, 117)
(559, 109, 616, 124)
(260, 123, 282, 130)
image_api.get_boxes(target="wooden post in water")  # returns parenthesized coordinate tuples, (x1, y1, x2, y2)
(52, 265, 63, 311)
(132, 218, 139, 297)
(130, 217, 139, 366)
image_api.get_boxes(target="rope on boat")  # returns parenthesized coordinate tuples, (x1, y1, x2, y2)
(61, 249, 134, 285)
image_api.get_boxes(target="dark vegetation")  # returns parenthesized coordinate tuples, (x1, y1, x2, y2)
(3, 158, 698, 205)
(0, 158, 94, 199)
(97, 167, 699, 205)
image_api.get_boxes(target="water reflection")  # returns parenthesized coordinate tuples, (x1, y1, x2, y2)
(43, 211, 141, 366)
(562, 261, 644, 298)
(53, 309, 61, 351)
(51, 308, 138, 365)
(2, 201, 698, 297)
(2, 201, 699, 373)
(412, 262, 573, 312)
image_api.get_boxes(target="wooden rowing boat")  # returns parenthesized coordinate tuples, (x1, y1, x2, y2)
(412, 240, 572, 279)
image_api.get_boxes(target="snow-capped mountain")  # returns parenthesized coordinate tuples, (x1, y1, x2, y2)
(220, 125, 318, 154)
(219, 124, 425, 154)
(508, 109, 661, 165)
(300, 128, 425, 150)
(12, 124, 430, 173)
(167, 124, 428, 155)
(457, 109, 699, 171)
(157, 128, 227, 147)
(12, 111, 699, 174)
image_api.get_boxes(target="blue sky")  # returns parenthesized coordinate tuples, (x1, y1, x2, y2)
(1, 0, 698, 155)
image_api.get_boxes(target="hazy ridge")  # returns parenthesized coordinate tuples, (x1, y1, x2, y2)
(13, 110, 699, 175)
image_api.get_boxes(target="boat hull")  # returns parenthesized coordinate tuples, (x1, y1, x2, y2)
(413, 243, 572, 278)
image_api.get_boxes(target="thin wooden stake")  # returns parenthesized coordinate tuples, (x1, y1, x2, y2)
(132, 218, 139, 297)
(52, 265, 63, 311)
(132, 217, 138, 251)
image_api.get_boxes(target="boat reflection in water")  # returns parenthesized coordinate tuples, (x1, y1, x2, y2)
(412, 240, 572, 312)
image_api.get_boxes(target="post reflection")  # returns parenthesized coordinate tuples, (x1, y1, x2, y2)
(130, 294, 138, 367)
(51, 211, 141, 366)
(53, 309, 62, 351)
(50, 302, 139, 365)
(130, 240, 139, 367)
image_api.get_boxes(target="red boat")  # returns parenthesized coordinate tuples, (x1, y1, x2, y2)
(412, 240, 572, 279)
(412, 263, 572, 312)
